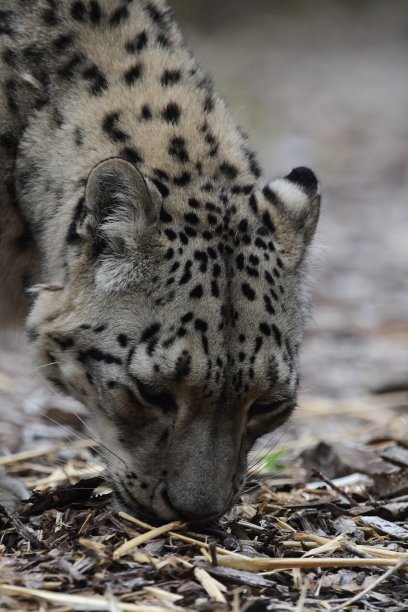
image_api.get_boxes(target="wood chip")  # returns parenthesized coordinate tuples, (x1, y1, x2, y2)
(194, 567, 227, 603)
(381, 445, 408, 468)
(359, 515, 408, 540)
(143, 586, 183, 604)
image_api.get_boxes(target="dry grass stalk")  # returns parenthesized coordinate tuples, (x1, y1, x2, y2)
(295, 532, 408, 560)
(301, 534, 344, 558)
(0, 584, 178, 611)
(0, 439, 96, 466)
(25, 462, 105, 489)
(113, 520, 187, 560)
(119, 512, 248, 559)
(216, 555, 407, 572)
(143, 586, 184, 604)
(193, 568, 227, 603)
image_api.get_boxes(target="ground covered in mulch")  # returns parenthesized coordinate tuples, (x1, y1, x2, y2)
(1, 2, 408, 610)
(1, 390, 408, 611)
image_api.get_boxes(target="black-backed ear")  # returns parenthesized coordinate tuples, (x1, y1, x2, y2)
(262, 166, 320, 265)
(78, 158, 159, 251)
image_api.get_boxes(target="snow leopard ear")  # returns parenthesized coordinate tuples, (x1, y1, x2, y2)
(262, 166, 320, 265)
(79, 158, 160, 252)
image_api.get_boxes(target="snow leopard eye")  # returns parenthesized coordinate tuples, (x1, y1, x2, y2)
(248, 398, 292, 419)
(131, 377, 177, 413)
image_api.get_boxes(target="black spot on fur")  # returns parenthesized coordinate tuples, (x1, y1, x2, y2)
(203, 94, 215, 113)
(179, 232, 188, 245)
(173, 172, 191, 187)
(184, 212, 199, 225)
(125, 30, 148, 54)
(249, 193, 258, 214)
(102, 111, 130, 142)
(247, 150, 261, 178)
(235, 254, 244, 271)
(175, 351, 191, 378)
(219, 162, 238, 180)
(152, 179, 169, 198)
(242, 283, 256, 301)
(168, 137, 189, 163)
(117, 334, 128, 347)
(140, 104, 152, 121)
(120, 146, 143, 165)
(164, 229, 177, 241)
(162, 102, 181, 125)
(154, 168, 169, 182)
(160, 207, 173, 223)
(42, 2, 61, 26)
(195, 319, 208, 333)
(179, 261, 192, 285)
(272, 324, 282, 347)
(79, 348, 122, 365)
(190, 285, 203, 299)
(89, 1, 102, 25)
(262, 185, 277, 204)
(124, 62, 143, 85)
(53, 336, 74, 350)
(181, 312, 194, 324)
(53, 33, 75, 51)
(57, 53, 84, 79)
(141, 323, 161, 343)
(0, 10, 14, 36)
(188, 198, 200, 209)
(93, 324, 107, 333)
(255, 237, 267, 250)
(157, 33, 170, 48)
(70, 1, 86, 21)
(83, 63, 108, 95)
(109, 5, 129, 27)
(164, 247, 174, 260)
(264, 294, 275, 315)
(161, 69, 182, 86)
(262, 211, 275, 233)
(211, 281, 219, 297)
(259, 322, 271, 337)
(146, 2, 167, 26)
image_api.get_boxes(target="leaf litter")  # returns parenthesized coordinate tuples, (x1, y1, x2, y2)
(1, 388, 408, 611)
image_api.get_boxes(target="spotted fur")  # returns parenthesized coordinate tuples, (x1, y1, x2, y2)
(0, 0, 320, 521)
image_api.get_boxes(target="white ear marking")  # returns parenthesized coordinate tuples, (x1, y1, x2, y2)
(267, 178, 309, 211)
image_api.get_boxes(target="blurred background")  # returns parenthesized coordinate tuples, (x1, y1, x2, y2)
(1, 0, 407, 456)
(172, 0, 408, 399)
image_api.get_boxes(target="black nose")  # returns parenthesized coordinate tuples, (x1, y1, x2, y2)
(285, 166, 319, 195)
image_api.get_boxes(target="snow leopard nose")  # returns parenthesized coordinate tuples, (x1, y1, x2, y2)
(285, 166, 319, 196)
(162, 488, 220, 522)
